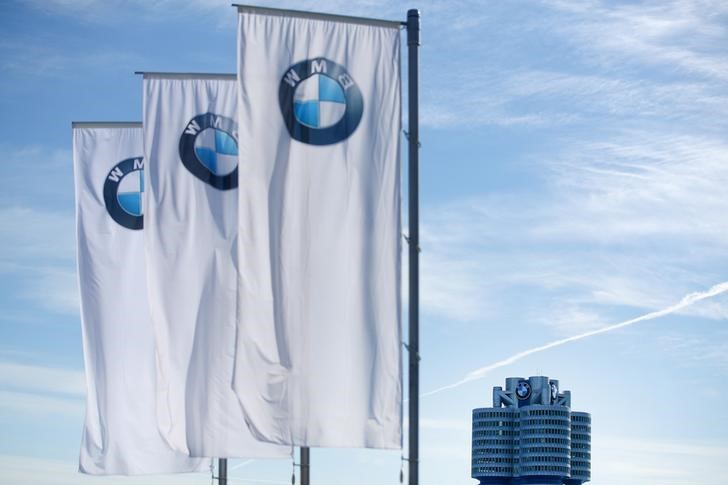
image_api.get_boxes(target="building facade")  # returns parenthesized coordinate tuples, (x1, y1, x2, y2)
(471, 376, 591, 485)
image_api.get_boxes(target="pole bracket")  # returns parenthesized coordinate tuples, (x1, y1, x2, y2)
(403, 130, 422, 148)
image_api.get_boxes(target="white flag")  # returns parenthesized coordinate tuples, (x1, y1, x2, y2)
(73, 123, 208, 474)
(234, 8, 402, 449)
(143, 73, 290, 459)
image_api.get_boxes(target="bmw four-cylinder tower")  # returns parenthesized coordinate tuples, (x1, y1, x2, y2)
(471, 376, 591, 484)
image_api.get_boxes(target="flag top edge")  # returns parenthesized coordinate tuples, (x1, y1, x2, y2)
(72, 121, 142, 128)
(234, 4, 403, 29)
(135, 72, 236, 80)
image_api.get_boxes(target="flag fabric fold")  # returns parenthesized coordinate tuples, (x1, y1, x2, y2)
(73, 123, 209, 474)
(142, 74, 290, 459)
(234, 8, 403, 449)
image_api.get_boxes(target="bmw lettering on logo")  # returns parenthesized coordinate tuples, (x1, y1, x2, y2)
(178, 113, 238, 190)
(103, 157, 144, 230)
(279, 57, 364, 146)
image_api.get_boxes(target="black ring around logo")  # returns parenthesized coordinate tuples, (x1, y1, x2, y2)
(516, 380, 532, 400)
(103, 157, 144, 230)
(178, 113, 238, 190)
(279, 58, 364, 146)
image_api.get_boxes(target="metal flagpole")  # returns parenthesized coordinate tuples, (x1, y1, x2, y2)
(406, 8, 421, 485)
(219, 458, 227, 485)
(301, 447, 310, 485)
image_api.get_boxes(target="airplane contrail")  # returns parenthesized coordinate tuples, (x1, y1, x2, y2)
(421, 281, 728, 398)
(229, 459, 255, 472)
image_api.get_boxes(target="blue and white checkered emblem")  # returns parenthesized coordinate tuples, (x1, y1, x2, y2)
(179, 113, 238, 190)
(279, 58, 363, 145)
(103, 157, 144, 230)
(193, 127, 238, 175)
(516, 380, 532, 401)
(116, 168, 144, 216)
(293, 74, 347, 129)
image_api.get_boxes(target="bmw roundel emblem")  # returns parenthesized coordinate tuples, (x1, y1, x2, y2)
(178, 113, 238, 190)
(279, 57, 364, 146)
(550, 381, 559, 402)
(516, 380, 532, 400)
(103, 157, 144, 230)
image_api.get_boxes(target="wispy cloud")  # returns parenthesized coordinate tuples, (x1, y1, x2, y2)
(413, 0, 728, 347)
(417, 124, 728, 327)
(0, 455, 211, 485)
(422, 65, 728, 129)
(0, 390, 83, 418)
(594, 434, 728, 484)
(19, 0, 230, 24)
(599, 435, 728, 459)
(544, 0, 728, 81)
(423, 281, 728, 396)
(419, 418, 469, 432)
(0, 361, 85, 397)
(19, 267, 80, 316)
(0, 207, 74, 265)
(419, 0, 728, 129)
(19, 0, 483, 28)
(544, 132, 728, 244)
(411, 2, 728, 338)
(655, 330, 728, 371)
(0, 360, 85, 417)
(0, 41, 145, 79)
(0, 205, 78, 316)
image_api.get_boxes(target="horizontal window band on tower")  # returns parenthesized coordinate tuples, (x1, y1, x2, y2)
(519, 456, 570, 463)
(519, 465, 570, 473)
(520, 446, 571, 454)
(520, 428, 570, 435)
(473, 457, 517, 464)
(473, 430, 518, 437)
(473, 420, 516, 428)
(522, 416, 571, 422)
(521, 437, 570, 445)
(473, 447, 516, 454)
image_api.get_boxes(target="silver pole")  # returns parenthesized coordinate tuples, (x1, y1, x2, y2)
(219, 458, 227, 485)
(406, 8, 421, 485)
(300, 447, 310, 485)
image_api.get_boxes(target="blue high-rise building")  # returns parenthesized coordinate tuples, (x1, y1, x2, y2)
(471, 376, 591, 485)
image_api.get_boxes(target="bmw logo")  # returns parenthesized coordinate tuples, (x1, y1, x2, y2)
(279, 57, 364, 146)
(550, 381, 559, 402)
(516, 380, 532, 400)
(178, 113, 238, 190)
(103, 157, 144, 230)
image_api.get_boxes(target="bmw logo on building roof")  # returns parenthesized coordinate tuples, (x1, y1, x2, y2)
(516, 380, 532, 400)
(103, 157, 144, 230)
(179, 113, 238, 190)
(279, 57, 363, 146)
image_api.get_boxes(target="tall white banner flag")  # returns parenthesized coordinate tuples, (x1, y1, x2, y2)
(72, 123, 208, 474)
(235, 8, 402, 449)
(143, 73, 289, 459)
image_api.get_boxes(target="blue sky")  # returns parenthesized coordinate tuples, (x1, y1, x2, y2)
(1, 0, 728, 484)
